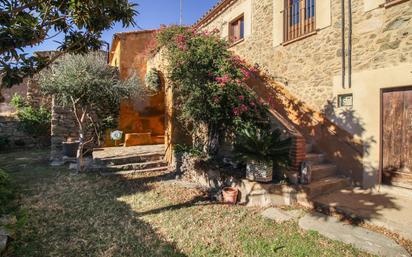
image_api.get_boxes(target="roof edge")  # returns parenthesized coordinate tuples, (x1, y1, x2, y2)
(193, 0, 237, 29)
(113, 29, 157, 38)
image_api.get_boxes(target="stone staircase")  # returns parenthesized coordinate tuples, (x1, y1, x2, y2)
(92, 144, 169, 176)
(238, 143, 350, 208)
(298, 143, 350, 206)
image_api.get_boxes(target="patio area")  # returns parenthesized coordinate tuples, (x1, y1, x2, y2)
(314, 186, 412, 242)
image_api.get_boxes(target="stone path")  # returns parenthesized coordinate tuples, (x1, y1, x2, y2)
(298, 212, 410, 257)
(93, 144, 165, 160)
(261, 207, 301, 223)
(314, 186, 412, 241)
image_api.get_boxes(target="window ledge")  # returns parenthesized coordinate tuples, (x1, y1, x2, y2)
(282, 31, 317, 46)
(384, 0, 409, 8)
(229, 38, 245, 47)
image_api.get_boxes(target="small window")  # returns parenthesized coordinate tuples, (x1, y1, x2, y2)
(284, 0, 316, 42)
(229, 15, 244, 44)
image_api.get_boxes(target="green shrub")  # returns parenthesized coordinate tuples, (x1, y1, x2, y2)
(11, 94, 51, 137)
(174, 144, 203, 157)
(16, 106, 51, 137)
(10, 93, 25, 108)
(145, 68, 161, 92)
(157, 26, 269, 155)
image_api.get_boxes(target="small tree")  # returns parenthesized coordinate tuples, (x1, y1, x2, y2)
(39, 52, 142, 171)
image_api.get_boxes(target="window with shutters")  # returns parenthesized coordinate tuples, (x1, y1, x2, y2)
(229, 15, 244, 44)
(284, 0, 316, 42)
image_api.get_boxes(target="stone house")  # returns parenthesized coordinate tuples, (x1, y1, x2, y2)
(109, 30, 166, 147)
(190, 0, 412, 190)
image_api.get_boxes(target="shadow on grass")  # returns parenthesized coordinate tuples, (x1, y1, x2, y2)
(1, 150, 189, 257)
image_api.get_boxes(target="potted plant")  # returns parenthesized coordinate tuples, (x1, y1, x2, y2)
(222, 187, 238, 204)
(62, 137, 80, 158)
(234, 125, 291, 182)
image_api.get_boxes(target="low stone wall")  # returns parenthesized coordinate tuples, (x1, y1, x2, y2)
(0, 116, 49, 150)
(176, 153, 301, 206)
(177, 153, 243, 190)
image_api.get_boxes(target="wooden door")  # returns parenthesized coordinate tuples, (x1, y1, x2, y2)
(382, 87, 412, 188)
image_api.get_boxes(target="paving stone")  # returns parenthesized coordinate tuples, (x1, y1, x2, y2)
(261, 208, 297, 223)
(299, 212, 410, 257)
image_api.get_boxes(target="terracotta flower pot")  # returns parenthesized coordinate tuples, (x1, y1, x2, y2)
(222, 187, 238, 204)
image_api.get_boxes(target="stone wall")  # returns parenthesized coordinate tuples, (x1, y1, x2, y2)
(50, 97, 101, 163)
(50, 97, 78, 162)
(0, 76, 51, 151)
(202, 0, 412, 119)
(0, 116, 49, 150)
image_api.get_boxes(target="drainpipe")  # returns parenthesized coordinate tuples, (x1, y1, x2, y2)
(348, 0, 352, 88)
(341, 0, 346, 89)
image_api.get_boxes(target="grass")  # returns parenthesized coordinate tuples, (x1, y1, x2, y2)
(0, 149, 375, 257)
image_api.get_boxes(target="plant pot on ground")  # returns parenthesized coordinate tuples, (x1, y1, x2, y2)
(222, 187, 238, 204)
(234, 125, 291, 183)
(62, 138, 80, 158)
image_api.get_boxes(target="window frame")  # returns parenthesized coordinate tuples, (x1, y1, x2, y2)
(228, 14, 245, 45)
(283, 0, 316, 44)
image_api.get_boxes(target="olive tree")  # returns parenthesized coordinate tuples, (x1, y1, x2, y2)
(39, 52, 144, 171)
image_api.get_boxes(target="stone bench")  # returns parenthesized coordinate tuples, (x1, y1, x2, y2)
(124, 133, 152, 147)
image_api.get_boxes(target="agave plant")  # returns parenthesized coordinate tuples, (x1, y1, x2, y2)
(234, 126, 291, 165)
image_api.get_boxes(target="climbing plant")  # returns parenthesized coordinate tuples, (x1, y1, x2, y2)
(156, 26, 269, 156)
(145, 68, 162, 92)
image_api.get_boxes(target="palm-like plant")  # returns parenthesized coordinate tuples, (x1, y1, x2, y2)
(234, 126, 291, 166)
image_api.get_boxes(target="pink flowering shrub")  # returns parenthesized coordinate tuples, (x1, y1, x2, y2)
(156, 25, 268, 155)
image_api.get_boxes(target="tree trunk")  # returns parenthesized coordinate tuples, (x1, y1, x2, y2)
(206, 125, 222, 156)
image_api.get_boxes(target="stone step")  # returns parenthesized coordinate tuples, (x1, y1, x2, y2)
(100, 160, 168, 172)
(305, 153, 325, 165)
(95, 152, 164, 166)
(302, 176, 350, 200)
(100, 166, 170, 176)
(311, 164, 337, 181)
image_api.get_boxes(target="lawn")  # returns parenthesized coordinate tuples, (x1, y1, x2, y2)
(0, 150, 374, 257)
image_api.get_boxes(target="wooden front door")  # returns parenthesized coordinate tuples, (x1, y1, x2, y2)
(382, 87, 412, 188)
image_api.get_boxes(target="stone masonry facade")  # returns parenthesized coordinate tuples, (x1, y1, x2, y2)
(202, 0, 411, 115)
(198, 0, 412, 187)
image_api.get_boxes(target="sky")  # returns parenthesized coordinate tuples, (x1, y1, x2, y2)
(28, 0, 219, 53)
